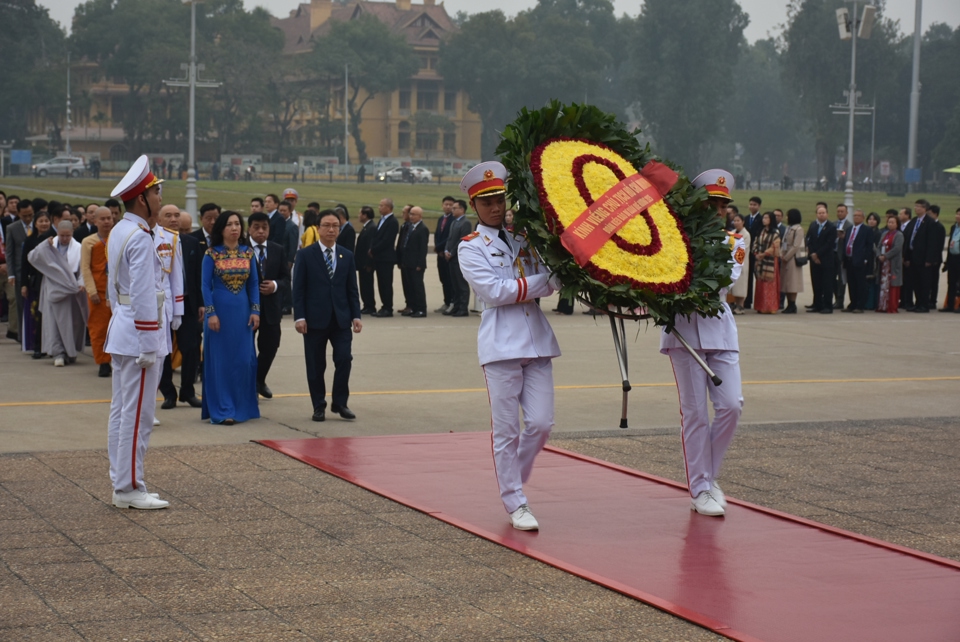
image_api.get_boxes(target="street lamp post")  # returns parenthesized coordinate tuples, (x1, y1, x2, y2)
(834, 2, 875, 209)
(907, 0, 922, 186)
(164, 0, 220, 224)
(65, 51, 72, 165)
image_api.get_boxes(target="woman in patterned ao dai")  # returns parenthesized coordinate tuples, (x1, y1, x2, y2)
(201, 211, 260, 425)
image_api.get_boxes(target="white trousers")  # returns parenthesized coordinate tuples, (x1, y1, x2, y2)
(667, 348, 743, 498)
(482, 357, 554, 513)
(108, 354, 162, 494)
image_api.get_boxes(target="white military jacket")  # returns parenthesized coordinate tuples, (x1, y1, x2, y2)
(153, 226, 184, 353)
(104, 212, 169, 358)
(660, 231, 746, 354)
(458, 223, 561, 366)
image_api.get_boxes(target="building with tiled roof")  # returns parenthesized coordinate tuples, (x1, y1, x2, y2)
(272, 0, 481, 168)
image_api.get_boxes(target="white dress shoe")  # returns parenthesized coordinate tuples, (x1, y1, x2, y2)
(53, 356, 65, 367)
(691, 490, 725, 516)
(113, 490, 169, 509)
(711, 482, 727, 508)
(509, 504, 539, 530)
(153, 417, 160, 426)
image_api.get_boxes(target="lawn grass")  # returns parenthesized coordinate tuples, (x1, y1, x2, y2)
(3, 177, 957, 230)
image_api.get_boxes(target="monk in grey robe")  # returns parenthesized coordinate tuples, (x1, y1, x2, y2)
(27, 221, 89, 366)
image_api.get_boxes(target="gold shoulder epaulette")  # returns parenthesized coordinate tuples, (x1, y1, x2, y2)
(462, 231, 480, 241)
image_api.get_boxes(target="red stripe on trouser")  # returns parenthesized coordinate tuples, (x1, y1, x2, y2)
(131, 367, 146, 489)
(481, 366, 503, 511)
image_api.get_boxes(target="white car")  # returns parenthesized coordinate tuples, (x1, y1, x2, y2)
(377, 166, 433, 183)
(32, 156, 86, 178)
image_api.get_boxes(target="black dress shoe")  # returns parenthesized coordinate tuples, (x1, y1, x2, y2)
(441, 308, 454, 315)
(841, 308, 852, 313)
(819, 308, 833, 314)
(360, 307, 377, 315)
(374, 309, 393, 318)
(258, 383, 273, 399)
(180, 396, 202, 408)
(410, 311, 426, 318)
(98, 363, 112, 378)
(938, 308, 955, 312)
(398, 307, 411, 314)
(452, 310, 469, 317)
(6, 331, 18, 341)
(330, 404, 356, 419)
(912, 307, 929, 313)
(31, 351, 44, 359)
(400, 310, 413, 316)
(161, 397, 178, 410)
(312, 409, 325, 422)
(806, 307, 821, 313)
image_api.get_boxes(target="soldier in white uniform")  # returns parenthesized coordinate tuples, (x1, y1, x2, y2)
(458, 162, 562, 531)
(105, 155, 170, 510)
(153, 210, 184, 357)
(660, 169, 746, 517)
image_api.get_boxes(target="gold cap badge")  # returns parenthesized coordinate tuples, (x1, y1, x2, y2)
(483, 169, 494, 180)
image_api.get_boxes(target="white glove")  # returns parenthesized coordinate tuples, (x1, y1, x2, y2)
(136, 351, 157, 369)
(548, 273, 563, 292)
(172, 316, 182, 331)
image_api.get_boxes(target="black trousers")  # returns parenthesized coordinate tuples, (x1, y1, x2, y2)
(448, 257, 470, 312)
(436, 253, 453, 305)
(900, 265, 913, 308)
(303, 321, 352, 412)
(834, 259, 846, 308)
(945, 255, 960, 309)
(158, 314, 200, 401)
(404, 267, 426, 313)
(810, 260, 834, 310)
(374, 262, 394, 311)
(845, 259, 869, 310)
(256, 321, 282, 385)
(358, 266, 376, 310)
(909, 261, 930, 309)
(744, 253, 756, 308)
(929, 263, 942, 308)
(399, 262, 411, 309)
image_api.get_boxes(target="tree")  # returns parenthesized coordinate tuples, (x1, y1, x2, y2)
(781, 0, 901, 183)
(627, 0, 748, 172)
(440, 0, 619, 158)
(0, 0, 67, 145)
(914, 24, 960, 177)
(725, 38, 805, 182)
(311, 14, 419, 163)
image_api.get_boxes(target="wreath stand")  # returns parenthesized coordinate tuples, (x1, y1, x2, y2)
(579, 299, 723, 429)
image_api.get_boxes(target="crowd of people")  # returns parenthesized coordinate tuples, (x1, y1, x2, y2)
(724, 196, 960, 315)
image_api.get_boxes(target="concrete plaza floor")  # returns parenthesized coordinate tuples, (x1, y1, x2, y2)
(2, 273, 959, 640)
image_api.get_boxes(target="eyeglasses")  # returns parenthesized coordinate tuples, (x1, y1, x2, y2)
(318, 223, 340, 229)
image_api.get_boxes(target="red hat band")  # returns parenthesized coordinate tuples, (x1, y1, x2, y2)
(468, 177, 505, 199)
(119, 171, 159, 202)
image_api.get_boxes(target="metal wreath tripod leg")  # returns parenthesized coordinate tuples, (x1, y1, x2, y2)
(609, 313, 631, 428)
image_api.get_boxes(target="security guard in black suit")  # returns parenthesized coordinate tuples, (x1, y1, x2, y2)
(370, 198, 399, 316)
(354, 206, 377, 314)
(248, 212, 291, 398)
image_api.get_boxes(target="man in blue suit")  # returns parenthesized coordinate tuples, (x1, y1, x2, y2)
(841, 209, 873, 313)
(293, 209, 363, 422)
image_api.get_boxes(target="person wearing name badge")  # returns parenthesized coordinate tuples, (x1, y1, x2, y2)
(104, 155, 170, 510)
(201, 211, 260, 425)
(660, 169, 745, 517)
(457, 161, 563, 532)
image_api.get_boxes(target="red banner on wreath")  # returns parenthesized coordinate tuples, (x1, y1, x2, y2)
(560, 161, 678, 267)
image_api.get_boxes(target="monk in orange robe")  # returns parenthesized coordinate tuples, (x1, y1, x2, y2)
(81, 206, 114, 377)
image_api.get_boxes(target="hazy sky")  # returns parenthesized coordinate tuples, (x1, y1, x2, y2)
(40, 0, 960, 41)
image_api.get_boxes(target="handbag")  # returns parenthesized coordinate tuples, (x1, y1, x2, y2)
(792, 229, 809, 267)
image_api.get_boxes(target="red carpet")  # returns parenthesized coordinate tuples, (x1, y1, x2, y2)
(258, 433, 960, 642)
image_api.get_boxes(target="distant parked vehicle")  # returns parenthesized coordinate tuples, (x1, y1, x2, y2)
(376, 166, 433, 184)
(32, 156, 86, 178)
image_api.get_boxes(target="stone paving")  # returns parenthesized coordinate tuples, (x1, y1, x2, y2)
(2, 417, 957, 641)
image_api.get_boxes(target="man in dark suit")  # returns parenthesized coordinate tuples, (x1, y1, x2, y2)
(192, 202, 220, 250)
(354, 205, 377, 314)
(841, 209, 872, 313)
(73, 203, 99, 242)
(278, 200, 299, 315)
(743, 196, 763, 309)
(927, 205, 946, 309)
(248, 212, 291, 398)
(396, 205, 413, 314)
(160, 210, 203, 408)
(370, 198, 399, 317)
(806, 202, 837, 313)
(5, 199, 34, 340)
(335, 205, 356, 252)
(903, 199, 937, 312)
(833, 203, 853, 309)
(262, 194, 286, 245)
(942, 207, 960, 312)
(293, 209, 363, 422)
(401, 206, 429, 317)
(444, 199, 473, 317)
(434, 196, 455, 313)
